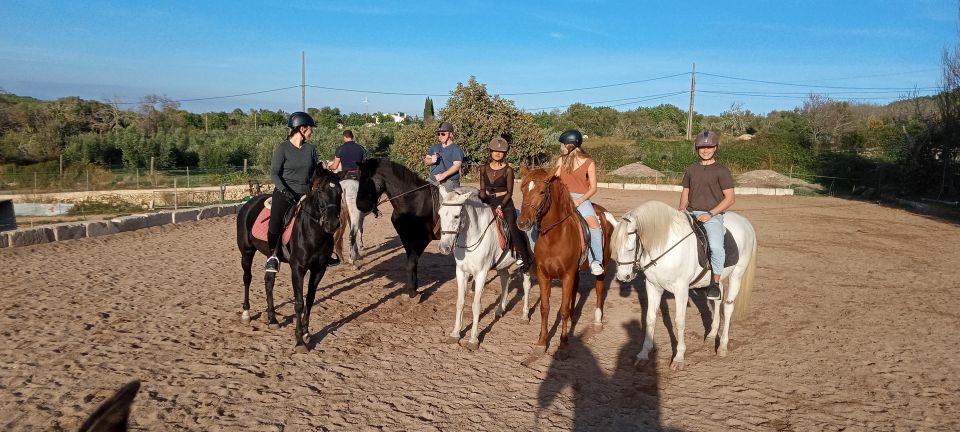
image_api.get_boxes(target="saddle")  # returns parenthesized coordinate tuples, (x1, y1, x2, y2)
(431, 185, 442, 240)
(251, 197, 303, 248)
(494, 213, 510, 250)
(688, 214, 740, 271)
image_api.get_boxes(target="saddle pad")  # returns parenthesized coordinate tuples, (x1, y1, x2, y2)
(251, 206, 297, 246)
(691, 218, 739, 269)
(494, 214, 508, 250)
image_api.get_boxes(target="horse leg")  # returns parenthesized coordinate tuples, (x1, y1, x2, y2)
(707, 288, 721, 342)
(535, 269, 552, 349)
(240, 250, 254, 324)
(495, 269, 509, 318)
(405, 250, 420, 298)
(593, 274, 604, 326)
(718, 274, 742, 357)
(303, 267, 325, 342)
(521, 270, 532, 323)
(290, 265, 309, 353)
(264, 269, 280, 329)
(558, 272, 577, 348)
(636, 286, 663, 366)
(447, 267, 467, 343)
(670, 287, 689, 371)
(467, 268, 489, 351)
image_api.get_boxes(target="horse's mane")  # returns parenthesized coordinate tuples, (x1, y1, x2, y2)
(619, 200, 683, 254)
(444, 186, 480, 204)
(376, 158, 429, 186)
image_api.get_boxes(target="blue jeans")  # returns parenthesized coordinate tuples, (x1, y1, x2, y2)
(571, 193, 602, 265)
(689, 211, 725, 275)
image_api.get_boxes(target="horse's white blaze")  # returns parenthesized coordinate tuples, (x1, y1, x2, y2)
(527, 182, 534, 192)
(611, 200, 758, 366)
(439, 187, 532, 347)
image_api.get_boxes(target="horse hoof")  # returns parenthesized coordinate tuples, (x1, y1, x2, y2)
(466, 341, 480, 351)
(294, 345, 309, 354)
(241, 311, 251, 324)
(717, 348, 728, 357)
(532, 344, 547, 353)
(633, 355, 651, 368)
(670, 360, 685, 371)
(444, 336, 460, 344)
(268, 323, 281, 330)
(495, 308, 504, 318)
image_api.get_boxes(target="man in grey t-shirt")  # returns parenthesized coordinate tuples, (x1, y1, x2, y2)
(678, 130, 735, 300)
(424, 121, 464, 192)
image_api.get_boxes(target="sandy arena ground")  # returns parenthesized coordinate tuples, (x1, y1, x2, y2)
(1, 188, 958, 431)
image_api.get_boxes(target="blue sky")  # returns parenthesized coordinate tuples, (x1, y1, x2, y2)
(0, 0, 955, 115)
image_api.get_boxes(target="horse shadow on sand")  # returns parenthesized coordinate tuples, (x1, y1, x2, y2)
(298, 238, 456, 348)
(536, 274, 699, 431)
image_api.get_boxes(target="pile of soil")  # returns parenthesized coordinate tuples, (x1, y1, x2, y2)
(737, 169, 823, 191)
(609, 162, 664, 178)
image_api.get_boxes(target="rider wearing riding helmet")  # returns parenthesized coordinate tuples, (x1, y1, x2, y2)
(554, 129, 605, 276)
(679, 130, 735, 300)
(265, 111, 333, 273)
(478, 136, 532, 272)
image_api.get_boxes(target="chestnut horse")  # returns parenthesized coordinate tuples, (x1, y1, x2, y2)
(517, 167, 616, 350)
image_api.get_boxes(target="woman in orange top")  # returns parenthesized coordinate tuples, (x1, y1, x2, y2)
(553, 129, 604, 275)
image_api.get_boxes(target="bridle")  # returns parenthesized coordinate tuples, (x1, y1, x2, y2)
(440, 200, 496, 250)
(300, 180, 340, 227)
(520, 177, 574, 235)
(615, 215, 696, 273)
(376, 182, 435, 206)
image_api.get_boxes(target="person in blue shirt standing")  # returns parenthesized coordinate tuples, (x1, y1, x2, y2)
(424, 121, 465, 192)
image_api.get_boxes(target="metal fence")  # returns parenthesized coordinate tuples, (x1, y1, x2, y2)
(0, 165, 271, 195)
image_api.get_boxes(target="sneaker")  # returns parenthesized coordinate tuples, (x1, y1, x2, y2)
(265, 256, 280, 273)
(706, 282, 722, 300)
(589, 262, 604, 276)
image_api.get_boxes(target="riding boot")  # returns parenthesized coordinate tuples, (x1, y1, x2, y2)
(588, 226, 604, 275)
(265, 233, 280, 273)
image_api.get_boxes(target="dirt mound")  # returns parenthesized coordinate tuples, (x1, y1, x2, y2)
(609, 162, 663, 178)
(737, 170, 823, 190)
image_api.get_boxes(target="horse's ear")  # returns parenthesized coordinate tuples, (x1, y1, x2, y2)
(520, 165, 528, 176)
(77, 380, 140, 432)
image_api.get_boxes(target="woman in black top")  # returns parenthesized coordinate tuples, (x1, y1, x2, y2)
(478, 136, 532, 271)
(265, 111, 323, 274)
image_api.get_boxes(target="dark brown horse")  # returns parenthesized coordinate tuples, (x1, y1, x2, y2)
(517, 167, 615, 350)
(236, 167, 342, 353)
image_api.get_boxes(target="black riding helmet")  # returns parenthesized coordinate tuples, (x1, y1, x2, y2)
(288, 112, 316, 129)
(436, 121, 454, 133)
(559, 129, 583, 147)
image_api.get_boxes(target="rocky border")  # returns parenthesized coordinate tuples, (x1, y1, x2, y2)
(0, 203, 243, 249)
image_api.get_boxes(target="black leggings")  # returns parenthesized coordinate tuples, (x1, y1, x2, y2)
(499, 201, 532, 263)
(268, 189, 296, 254)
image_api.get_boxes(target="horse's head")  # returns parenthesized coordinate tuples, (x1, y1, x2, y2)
(355, 158, 384, 215)
(612, 211, 642, 282)
(517, 167, 554, 231)
(308, 168, 343, 234)
(612, 201, 681, 282)
(437, 187, 479, 255)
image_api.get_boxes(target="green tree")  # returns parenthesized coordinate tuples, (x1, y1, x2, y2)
(424, 97, 435, 121)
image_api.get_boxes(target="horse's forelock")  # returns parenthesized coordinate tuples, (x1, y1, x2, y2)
(633, 201, 681, 254)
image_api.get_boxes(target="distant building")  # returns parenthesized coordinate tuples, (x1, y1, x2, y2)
(389, 112, 408, 123)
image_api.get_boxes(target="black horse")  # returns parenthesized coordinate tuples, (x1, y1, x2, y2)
(237, 167, 342, 352)
(356, 158, 441, 299)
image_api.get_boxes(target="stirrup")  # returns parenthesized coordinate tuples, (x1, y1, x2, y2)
(265, 256, 280, 273)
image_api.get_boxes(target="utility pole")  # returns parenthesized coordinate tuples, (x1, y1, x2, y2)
(301, 51, 306, 112)
(686, 62, 696, 140)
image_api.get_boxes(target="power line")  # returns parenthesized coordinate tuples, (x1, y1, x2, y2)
(698, 72, 937, 91)
(498, 72, 690, 95)
(113, 86, 300, 105)
(306, 84, 448, 97)
(525, 90, 688, 111)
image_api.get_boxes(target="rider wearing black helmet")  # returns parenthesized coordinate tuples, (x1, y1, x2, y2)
(554, 128, 605, 276)
(679, 130, 735, 300)
(265, 111, 324, 273)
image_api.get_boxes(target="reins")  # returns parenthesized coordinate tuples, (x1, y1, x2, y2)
(616, 215, 696, 272)
(376, 182, 434, 206)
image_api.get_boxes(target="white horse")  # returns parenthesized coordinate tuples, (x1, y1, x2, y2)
(338, 178, 366, 267)
(437, 187, 532, 351)
(610, 200, 757, 370)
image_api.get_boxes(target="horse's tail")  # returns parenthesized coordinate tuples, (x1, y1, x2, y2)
(733, 238, 757, 321)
